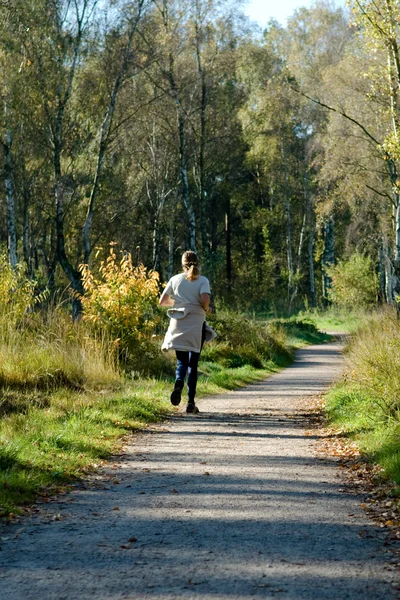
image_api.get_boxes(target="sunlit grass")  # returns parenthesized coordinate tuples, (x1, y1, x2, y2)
(299, 308, 366, 333)
(0, 310, 119, 390)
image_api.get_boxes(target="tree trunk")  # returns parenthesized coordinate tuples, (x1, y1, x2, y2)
(22, 181, 32, 277)
(195, 16, 208, 255)
(54, 140, 83, 318)
(378, 242, 386, 303)
(284, 171, 294, 303)
(382, 235, 394, 303)
(305, 172, 316, 307)
(291, 210, 306, 306)
(167, 210, 175, 281)
(225, 196, 231, 290)
(152, 212, 160, 273)
(210, 179, 217, 254)
(177, 104, 196, 251)
(322, 216, 334, 305)
(308, 215, 316, 308)
(3, 120, 17, 268)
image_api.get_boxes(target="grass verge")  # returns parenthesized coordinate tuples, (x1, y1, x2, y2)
(325, 309, 400, 490)
(0, 363, 275, 517)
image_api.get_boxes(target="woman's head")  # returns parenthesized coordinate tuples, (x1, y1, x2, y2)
(182, 250, 199, 281)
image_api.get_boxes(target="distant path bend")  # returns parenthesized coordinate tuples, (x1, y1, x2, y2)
(0, 341, 398, 599)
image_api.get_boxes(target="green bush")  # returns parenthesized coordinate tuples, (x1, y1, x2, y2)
(269, 317, 324, 344)
(202, 309, 292, 367)
(325, 253, 377, 310)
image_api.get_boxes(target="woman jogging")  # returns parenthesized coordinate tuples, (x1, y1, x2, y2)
(159, 251, 213, 414)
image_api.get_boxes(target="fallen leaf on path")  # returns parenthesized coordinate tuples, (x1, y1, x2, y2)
(112, 507, 119, 511)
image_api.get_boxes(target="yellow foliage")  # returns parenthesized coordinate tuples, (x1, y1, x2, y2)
(80, 246, 162, 364)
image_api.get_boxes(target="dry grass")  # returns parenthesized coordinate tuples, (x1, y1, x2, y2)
(346, 309, 400, 418)
(0, 309, 120, 392)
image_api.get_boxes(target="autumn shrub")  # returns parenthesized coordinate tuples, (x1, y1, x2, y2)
(80, 245, 164, 370)
(325, 252, 377, 310)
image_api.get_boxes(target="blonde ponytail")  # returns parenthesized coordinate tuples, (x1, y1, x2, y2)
(182, 251, 200, 281)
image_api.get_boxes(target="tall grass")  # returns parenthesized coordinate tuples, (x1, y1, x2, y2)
(326, 309, 400, 485)
(0, 309, 120, 391)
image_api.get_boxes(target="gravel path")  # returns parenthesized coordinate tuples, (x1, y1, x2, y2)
(0, 341, 398, 599)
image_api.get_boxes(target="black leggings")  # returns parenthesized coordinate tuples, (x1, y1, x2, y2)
(174, 323, 206, 403)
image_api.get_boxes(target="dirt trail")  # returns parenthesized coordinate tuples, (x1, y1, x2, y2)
(0, 341, 398, 599)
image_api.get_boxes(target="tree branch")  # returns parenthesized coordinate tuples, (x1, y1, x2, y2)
(365, 184, 395, 204)
(290, 84, 383, 147)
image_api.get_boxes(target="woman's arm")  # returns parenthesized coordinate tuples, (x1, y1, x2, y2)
(200, 292, 211, 312)
(159, 291, 174, 306)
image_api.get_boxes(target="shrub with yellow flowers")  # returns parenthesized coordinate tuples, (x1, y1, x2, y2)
(80, 245, 162, 367)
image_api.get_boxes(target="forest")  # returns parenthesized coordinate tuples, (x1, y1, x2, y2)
(0, 0, 398, 314)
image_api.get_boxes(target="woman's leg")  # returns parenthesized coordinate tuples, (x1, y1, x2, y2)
(171, 351, 189, 405)
(187, 323, 206, 411)
(187, 351, 200, 404)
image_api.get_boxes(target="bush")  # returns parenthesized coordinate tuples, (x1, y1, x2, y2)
(0, 307, 120, 393)
(81, 245, 163, 368)
(325, 253, 377, 310)
(202, 309, 292, 367)
(268, 317, 327, 344)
